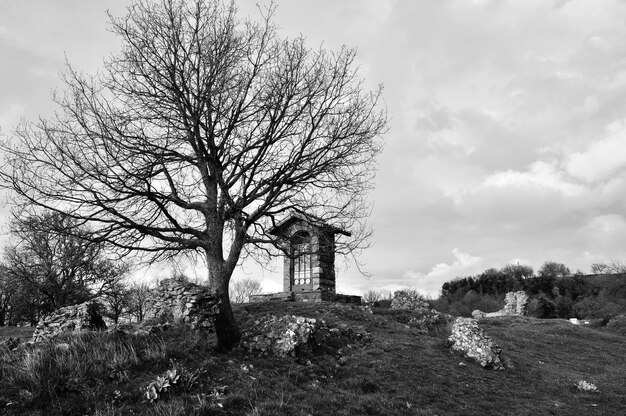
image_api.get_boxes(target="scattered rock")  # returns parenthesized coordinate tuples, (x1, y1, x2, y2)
(448, 317, 504, 370)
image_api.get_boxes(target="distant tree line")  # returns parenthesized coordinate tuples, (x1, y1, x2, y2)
(434, 261, 626, 320)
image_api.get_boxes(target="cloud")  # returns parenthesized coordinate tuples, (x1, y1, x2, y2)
(578, 214, 626, 256)
(0, 102, 25, 133)
(402, 249, 486, 297)
(480, 160, 585, 197)
(566, 119, 626, 183)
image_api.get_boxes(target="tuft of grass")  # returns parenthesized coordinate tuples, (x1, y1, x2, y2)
(1, 330, 166, 414)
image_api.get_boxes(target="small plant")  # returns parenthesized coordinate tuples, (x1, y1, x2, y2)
(143, 368, 180, 402)
(577, 380, 599, 393)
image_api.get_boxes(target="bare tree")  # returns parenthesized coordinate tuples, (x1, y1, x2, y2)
(0, 0, 387, 350)
(128, 282, 152, 323)
(591, 261, 626, 275)
(103, 281, 132, 325)
(362, 290, 382, 304)
(230, 278, 263, 303)
(1, 212, 127, 319)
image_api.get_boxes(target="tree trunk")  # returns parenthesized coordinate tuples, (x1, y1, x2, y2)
(213, 286, 241, 352)
(206, 252, 241, 352)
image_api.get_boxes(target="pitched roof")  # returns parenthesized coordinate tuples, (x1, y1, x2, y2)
(268, 212, 351, 237)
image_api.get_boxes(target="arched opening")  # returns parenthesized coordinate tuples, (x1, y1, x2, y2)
(291, 231, 312, 288)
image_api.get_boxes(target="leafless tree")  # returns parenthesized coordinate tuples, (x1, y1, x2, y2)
(362, 290, 382, 304)
(1, 212, 127, 318)
(128, 282, 152, 323)
(0, 0, 387, 350)
(103, 281, 132, 325)
(591, 261, 626, 275)
(230, 278, 263, 303)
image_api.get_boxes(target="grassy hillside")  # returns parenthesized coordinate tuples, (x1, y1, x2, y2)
(1, 302, 625, 415)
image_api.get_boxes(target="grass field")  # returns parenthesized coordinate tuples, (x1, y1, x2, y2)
(1, 302, 625, 415)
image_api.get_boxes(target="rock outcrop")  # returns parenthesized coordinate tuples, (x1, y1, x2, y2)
(31, 300, 107, 343)
(448, 317, 504, 370)
(144, 279, 219, 330)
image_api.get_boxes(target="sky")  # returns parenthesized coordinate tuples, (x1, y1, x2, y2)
(2, 0, 626, 297)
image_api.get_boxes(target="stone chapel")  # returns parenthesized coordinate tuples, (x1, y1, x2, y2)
(249, 213, 361, 303)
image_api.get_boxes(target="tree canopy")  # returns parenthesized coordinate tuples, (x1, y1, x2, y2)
(0, 0, 387, 350)
(0, 212, 127, 325)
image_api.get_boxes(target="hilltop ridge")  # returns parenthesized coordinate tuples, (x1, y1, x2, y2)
(1, 302, 625, 415)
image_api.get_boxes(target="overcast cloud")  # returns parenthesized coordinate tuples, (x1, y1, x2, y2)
(2, 0, 626, 297)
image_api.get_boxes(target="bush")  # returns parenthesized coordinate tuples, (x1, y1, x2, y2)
(373, 299, 392, 308)
(526, 295, 557, 318)
(391, 289, 429, 311)
(431, 292, 503, 317)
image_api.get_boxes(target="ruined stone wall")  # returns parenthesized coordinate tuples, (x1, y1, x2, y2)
(448, 317, 504, 370)
(31, 300, 107, 343)
(472, 290, 529, 319)
(144, 279, 219, 329)
(502, 291, 529, 315)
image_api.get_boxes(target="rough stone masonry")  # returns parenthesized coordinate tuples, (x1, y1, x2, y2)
(448, 317, 504, 370)
(472, 290, 529, 319)
(144, 278, 220, 330)
(31, 300, 107, 343)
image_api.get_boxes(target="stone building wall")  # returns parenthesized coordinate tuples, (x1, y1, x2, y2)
(144, 279, 219, 330)
(316, 229, 336, 293)
(31, 300, 107, 343)
(472, 290, 529, 319)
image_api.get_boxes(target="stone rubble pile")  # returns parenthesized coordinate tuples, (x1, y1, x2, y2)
(242, 314, 371, 358)
(472, 290, 529, 319)
(408, 310, 453, 335)
(448, 317, 504, 370)
(144, 279, 220, 330)
(390, 289, 430, 312)
(31, 300, 107, 343)
(242, 315, 317, 357)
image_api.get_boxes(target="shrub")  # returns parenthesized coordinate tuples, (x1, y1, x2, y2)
(526, 295, 557, 318)
(391, 289, 429, 311)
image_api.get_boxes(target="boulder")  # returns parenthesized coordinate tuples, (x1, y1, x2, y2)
(471, 310, 487, 319)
